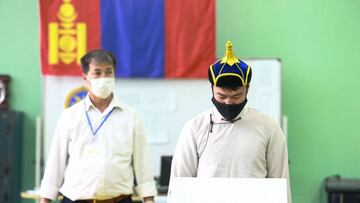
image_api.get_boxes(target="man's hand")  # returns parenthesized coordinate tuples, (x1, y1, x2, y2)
(39, 197, 51, 203)
(143, 196, 155, 203)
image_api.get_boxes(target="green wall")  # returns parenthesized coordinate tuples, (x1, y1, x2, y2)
(217, 0, 360, 202)
(1, 0, 360, 203)
(0, 0, 40, 203)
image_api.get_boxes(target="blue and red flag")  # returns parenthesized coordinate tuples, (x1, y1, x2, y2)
(39, 0, 215, 78)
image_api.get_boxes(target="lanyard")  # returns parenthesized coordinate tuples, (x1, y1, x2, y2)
(84, 101, 115, 136)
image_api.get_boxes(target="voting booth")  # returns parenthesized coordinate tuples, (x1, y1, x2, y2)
(168, 177, 287, 203)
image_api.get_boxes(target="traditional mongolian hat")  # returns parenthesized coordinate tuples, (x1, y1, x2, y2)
(208, 41, 252, 87)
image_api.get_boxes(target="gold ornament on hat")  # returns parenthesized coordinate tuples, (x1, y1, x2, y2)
(220, 41, 240, 66)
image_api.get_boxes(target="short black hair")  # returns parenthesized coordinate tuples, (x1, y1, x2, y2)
(211, 85, 245, 92)
(80, 49, 116, 74)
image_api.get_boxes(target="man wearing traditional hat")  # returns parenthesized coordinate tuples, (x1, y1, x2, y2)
(169, 41, 291, 202)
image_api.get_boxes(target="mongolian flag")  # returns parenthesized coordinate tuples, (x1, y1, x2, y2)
(39, 0, 216, 78)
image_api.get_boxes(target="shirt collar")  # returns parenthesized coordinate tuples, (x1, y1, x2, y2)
(84, 93, 123, 112)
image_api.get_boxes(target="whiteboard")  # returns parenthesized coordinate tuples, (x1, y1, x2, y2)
(43, 58, 281, 177)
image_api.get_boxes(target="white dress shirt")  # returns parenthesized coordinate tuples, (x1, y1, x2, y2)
(169, 107, 291, 202)
(40, 94, 157, 201)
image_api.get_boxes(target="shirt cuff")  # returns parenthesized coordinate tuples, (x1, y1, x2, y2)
(40, 182, 59, 200)
(134, 180, 158, 198)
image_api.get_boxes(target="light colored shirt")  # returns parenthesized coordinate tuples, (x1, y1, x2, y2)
(40, 94, 157, 201)
(169, 107, 291, 202)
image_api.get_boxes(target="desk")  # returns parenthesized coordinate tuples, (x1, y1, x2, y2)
(21, 191, 62, 200)
(21, 191, 141, 202)
(21, 191, 167, 203)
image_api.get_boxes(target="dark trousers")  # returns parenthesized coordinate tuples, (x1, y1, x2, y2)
(61, 196, 133, 203)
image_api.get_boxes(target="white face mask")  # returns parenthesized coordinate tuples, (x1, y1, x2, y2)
(88, 77, 115, 99)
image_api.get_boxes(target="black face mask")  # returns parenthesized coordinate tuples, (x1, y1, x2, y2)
(212, 97, 247, 121)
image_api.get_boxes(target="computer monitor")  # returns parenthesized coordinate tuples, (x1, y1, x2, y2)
(159, 156, 173, 187)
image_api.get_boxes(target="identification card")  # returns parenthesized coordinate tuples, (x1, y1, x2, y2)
(83, 142, 104, 158)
